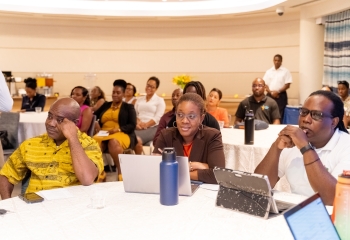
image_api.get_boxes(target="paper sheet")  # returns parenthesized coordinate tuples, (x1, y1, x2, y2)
(96, 130, 109, 137)
(37, 188, 74, 200)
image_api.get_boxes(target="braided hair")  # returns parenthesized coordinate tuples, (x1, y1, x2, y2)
(183, 81, 207, 101)
(309, 90, 348, 133)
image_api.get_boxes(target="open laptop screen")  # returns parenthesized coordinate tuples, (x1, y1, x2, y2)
(283, 193, 340, 240)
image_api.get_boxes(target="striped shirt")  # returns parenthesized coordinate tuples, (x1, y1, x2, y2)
(0, 131, 104, 193)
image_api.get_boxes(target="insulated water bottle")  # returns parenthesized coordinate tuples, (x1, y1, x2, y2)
(160, 147, 178, 206)
(244, 110, 254, 145)
(332, 170, 350, 240)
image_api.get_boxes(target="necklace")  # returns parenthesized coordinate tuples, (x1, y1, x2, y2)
(111, 103, 120, 110)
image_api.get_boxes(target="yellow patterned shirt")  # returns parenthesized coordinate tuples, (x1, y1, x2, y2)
(0, 131, 104, 193)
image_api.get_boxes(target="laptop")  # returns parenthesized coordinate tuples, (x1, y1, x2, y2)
(213, 167, 295, 219)
(283, 193, 340, 240)
(119, 154, 200, 196)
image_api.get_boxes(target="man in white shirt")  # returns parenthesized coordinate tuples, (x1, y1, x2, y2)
(0, 71, 13, 112)
(263, 54, 292, 121)
(255, 90, 350, 205)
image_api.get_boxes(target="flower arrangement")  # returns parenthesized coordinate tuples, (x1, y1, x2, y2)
(172, 74, 192, 89)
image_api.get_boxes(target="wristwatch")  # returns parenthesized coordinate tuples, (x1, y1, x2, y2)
(300, 142, 314, 155)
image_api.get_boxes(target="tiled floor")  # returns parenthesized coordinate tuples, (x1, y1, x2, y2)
(0, 172, 118, 200)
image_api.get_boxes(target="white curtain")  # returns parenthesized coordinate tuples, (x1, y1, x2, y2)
(323, 9, 350, 88)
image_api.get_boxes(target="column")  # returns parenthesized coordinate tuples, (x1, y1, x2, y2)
(299, 15, 324, 104)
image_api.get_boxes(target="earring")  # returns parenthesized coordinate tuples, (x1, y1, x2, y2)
(198, 124, 204, 130)
(173, 121, 177, 128)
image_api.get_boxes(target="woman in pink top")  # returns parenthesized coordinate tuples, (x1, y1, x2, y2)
(71, 86, 93, 134)
(206, 88, 230, 128)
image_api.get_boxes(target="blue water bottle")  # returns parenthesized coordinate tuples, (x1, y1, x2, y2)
(160, 147, 178, 206)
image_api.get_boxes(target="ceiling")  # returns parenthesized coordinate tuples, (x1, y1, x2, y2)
(0, 0, 323, 18)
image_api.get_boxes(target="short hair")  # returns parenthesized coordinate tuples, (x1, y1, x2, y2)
(94, 86, 106, 100)
(24, 78, 37, 90)
(309, 90, 348, 133)
(127, 83, 137, 96)
(176, 92, 206, 115)
(70, 86, 91, 106)
(210, 88, 223, 100)
(113, 79, 127, 92)
(148, 76, 160, 89)
(274, 54, 283, 61)
(337, 80, 349, 89)
(183, 81, 207, 101)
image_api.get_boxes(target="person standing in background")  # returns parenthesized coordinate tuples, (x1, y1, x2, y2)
(264, 54, 292, 121)
(337, 80, 350, 128)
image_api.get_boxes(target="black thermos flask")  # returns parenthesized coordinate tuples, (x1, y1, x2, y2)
(244, 110, 254, 145)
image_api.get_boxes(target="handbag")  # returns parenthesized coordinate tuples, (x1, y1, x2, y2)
(0, 130, 14, 150)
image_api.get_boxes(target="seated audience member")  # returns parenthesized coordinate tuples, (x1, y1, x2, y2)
(255, 90, 350, 205)
(337, 80, 350, 128)
(94, 80, 137, 181)
(123, 83, 137, 105)
(134, 76, 166, 153)
(0, 98, 104, 199)
(167, 81, 220, 130)
(206, 88, 230, 127)
(0, 71, 13, 111)
(153, 88, 182, 145)
(321, 85, 332, 91)
(21, 78, 46, 112)
(71, 86, 94, 134)
(90, 86, 106, 112)
(235, 78, 280, 125)
(153, 93, 225, 184)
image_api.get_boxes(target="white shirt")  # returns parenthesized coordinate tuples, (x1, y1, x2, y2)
(123, 96, 137, 104)
(0, 71, 13, 112)
(278, 129, 350, 197)
(135, 94, 165, 126)
(263, 66, 292, 91)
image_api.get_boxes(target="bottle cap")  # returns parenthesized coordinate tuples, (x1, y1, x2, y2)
(162, 147, 176, 162)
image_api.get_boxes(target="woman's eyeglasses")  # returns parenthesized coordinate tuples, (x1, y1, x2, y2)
(146, 84, 156, 89)
(176, 113, 198, 121)
(299, 107, 333, 121)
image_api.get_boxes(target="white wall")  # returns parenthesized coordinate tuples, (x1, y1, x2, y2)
(0, 12, 300, 102)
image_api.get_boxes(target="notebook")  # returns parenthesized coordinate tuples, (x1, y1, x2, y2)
(213, 167, 295, 219)
(283, 193, 340, 240)
(118, 154, 200, 196)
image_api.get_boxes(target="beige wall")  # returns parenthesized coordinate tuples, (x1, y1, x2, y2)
(0, 12, 300, 104)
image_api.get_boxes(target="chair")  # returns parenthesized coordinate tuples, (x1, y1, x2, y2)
(87, 115, 97, 137)
(0, 112, 20, 156)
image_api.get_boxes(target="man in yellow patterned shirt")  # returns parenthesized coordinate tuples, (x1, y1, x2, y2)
(0, 98, 104, 199)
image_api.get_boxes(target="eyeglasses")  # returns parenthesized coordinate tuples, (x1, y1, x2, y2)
(252, 84, 265, 88)
(146, 84, 156, 89)
(126, 87, 134, 91)
(176, 112, 198, 121)
(299, 108, 333, 121)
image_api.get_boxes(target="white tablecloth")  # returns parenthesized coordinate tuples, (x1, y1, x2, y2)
(18, 112, 47, 144)
(0, 182, 307, 240)
(221, 125, 291, 192)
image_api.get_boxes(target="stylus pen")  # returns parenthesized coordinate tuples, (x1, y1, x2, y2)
(191, 180, 203, 185)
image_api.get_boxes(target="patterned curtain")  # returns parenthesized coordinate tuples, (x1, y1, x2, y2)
(323, 9, 350, 88)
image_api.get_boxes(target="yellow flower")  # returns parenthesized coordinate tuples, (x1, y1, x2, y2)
(172, 74, 193, 89)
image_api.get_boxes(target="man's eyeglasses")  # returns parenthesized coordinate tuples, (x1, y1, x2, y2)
(252, 84, 265, 88)
(299, 108, 333, 121)
(146, 84, 156, 89)
(176, 113, 198, 121)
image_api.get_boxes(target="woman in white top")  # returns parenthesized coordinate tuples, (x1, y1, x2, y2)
(123, 83, 137, 105)
(134, 76, 166, 152)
